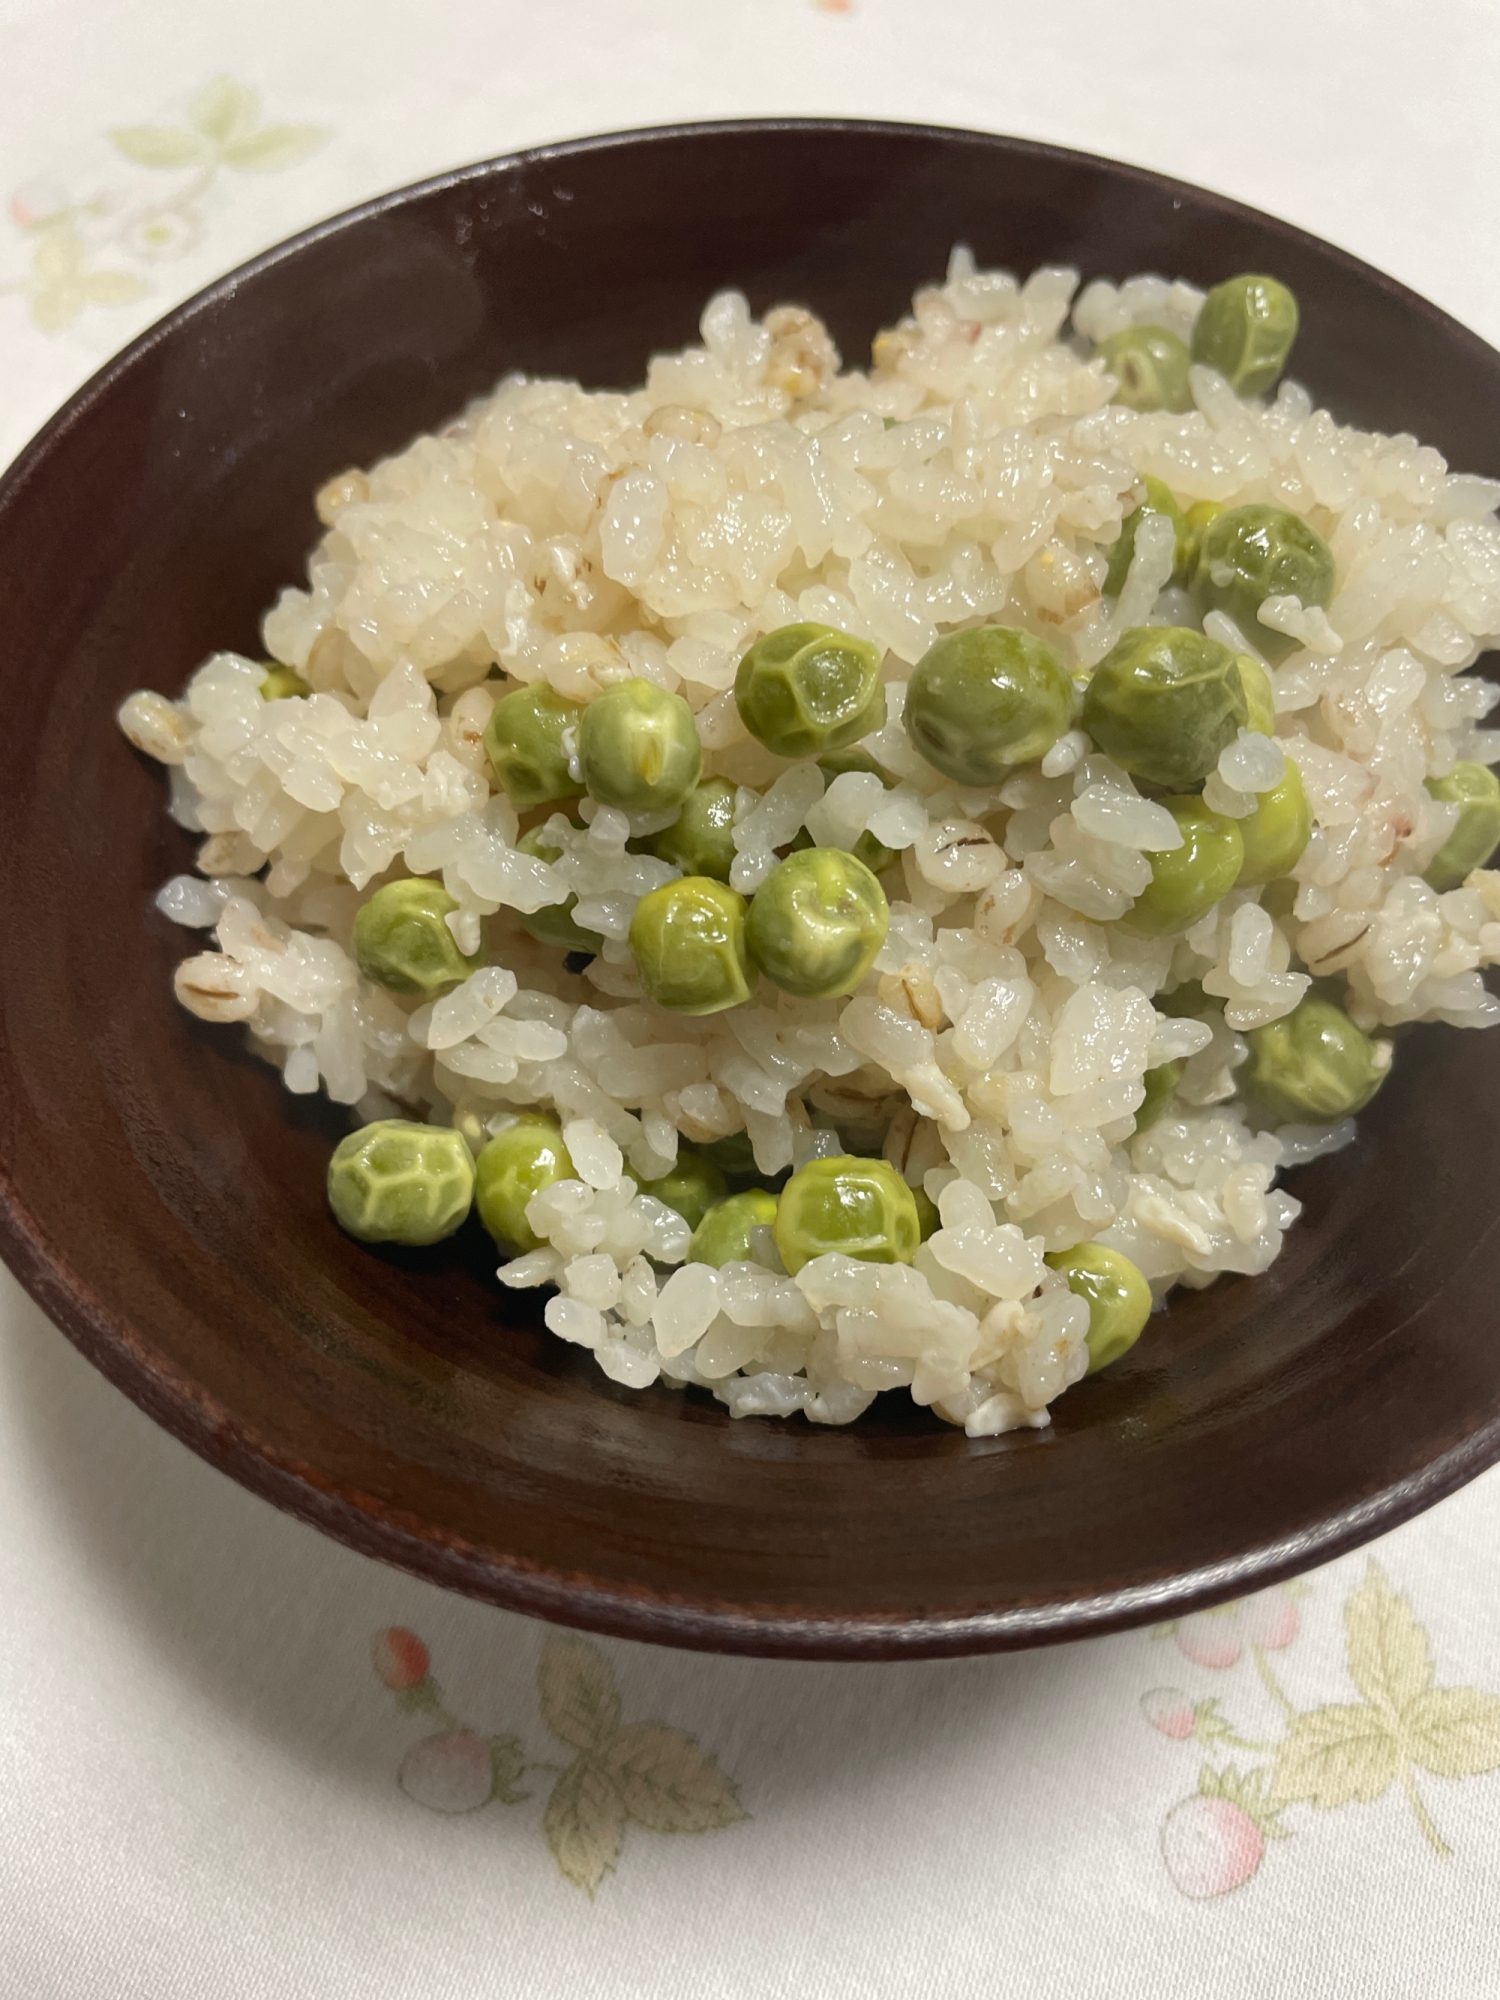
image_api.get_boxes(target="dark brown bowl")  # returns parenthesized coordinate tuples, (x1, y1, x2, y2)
(2, 119, 1499, 1660)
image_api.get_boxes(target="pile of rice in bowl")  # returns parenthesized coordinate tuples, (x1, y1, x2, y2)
(119, 252, 1500, 1437)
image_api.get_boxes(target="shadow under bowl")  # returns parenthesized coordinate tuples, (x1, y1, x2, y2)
(2, 119, 1498, 1659)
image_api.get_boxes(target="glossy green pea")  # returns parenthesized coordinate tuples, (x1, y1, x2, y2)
(911, 1184, 940, 1242)
(1103, 477, 1189, 596)
(261, 663, 310, 700)
(483, 683, 585, 809)
(734, 623, 886, 760)
(1119, 795, 1244, 937)
(1045, 1243, 1152, 1374)
(773, 1155, 920, 1276)
(1191, 504, 1335, 665)
(849, 829, 896, 875)
(650, 777, 739, 881)
(905, 625, 1073, 786)
(579, 677, 702, 815)
(688, 1188, 780, 1266)
(816, 746, 894, 784)
(352, 878, 479, 997)
(1179, 500, 1223, 583)
(474, 1114, 575, 1253)
(1135, 1059, 1185, 1133)
(746, 847, 889, 1000)
(697, 1131, 762, 1181)
(1243, 996, 1389, 1125)
(1423, 763, 1500, 891)
(629, 875, 754, 1015)
(1237, 761, 1312, 885)
(1235, 652, 1277, 736)
(639, 1147, 729, 1233)
(328, 1120, 475, 1246)
(1191, 274, 1299, 398)
(1081, 626, 1248, 792)
(1155, 978, 1208, 1019)
(1098, 325, 1194, 415)
(513, 826, 604, 955)
(787, 820, 897, 880)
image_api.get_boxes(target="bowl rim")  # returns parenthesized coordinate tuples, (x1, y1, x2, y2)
(4, 114, 1500, 1661)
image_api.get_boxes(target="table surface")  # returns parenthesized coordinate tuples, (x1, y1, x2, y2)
(3, 1, 1500, 1992)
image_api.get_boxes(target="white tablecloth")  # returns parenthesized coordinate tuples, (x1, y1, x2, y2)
(3, 3, 1500, 1991)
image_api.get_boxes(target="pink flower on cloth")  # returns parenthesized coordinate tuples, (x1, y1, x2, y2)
(1161, 1765, 1289, 1898)
(1148, 1565, 1500, 1901)
(1141, 1688, 1197, 1740)
(1161, 1792, 1268, 1898)
(120, 202, 204, 263)
(373, 1627, 744, 1894)
(372, 1626, 431, 1691)
(9, 178, 71, 229)
(1173, 1588, 1298, 1669)
(399, 1731, 499, 1814)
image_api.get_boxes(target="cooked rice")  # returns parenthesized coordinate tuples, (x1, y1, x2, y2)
(118, 249, 1500, 1435)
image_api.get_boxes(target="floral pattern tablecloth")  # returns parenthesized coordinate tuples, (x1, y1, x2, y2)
(3, 4, 1500, 1991)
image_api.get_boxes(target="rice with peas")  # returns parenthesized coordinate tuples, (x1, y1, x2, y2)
(119, 251, 1500, 1436)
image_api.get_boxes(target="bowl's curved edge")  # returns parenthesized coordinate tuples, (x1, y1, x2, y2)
(7, 1144, 1500, 1661)
(5, 115, 1500, 506)
(4, 116, 1500, 1660)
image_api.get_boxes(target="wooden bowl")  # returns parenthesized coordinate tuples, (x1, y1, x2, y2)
(2, 120, 1497, 1659)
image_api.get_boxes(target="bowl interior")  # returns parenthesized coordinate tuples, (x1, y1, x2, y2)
(3, 120, 1499, 1658)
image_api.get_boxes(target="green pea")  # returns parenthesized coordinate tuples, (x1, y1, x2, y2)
(1235, 652, 1277, 736)
(734, 623, 886, 759)
(261, 663, 310, 700)
(746, 847, 889, 1000)
(773, 1155, 920, 1276)
(852, 832, 896, 875)
(1135, 1059, 1185, 1132)
(1424, 764, 1500, 891)
(1081, 626, 1248, 792)
(688, 1188, 780, 1266)
(786, 819, 897, 880)
(816, 746, 894, 783)
(1243, 997, 1389, 1125)
(579, 677, 702, 815)
(1191, 504, 1335, 665)
(639, 1147, 729, 1233)
(911, 1183, 940, 1241)
(905, 625, 1073, 786)
(1237, 761, 1312, 885)
(352, 878, 479, 997)
(484, 684, 584, 809)
(474, 1113, 575, 1253)
(328, 1120, 475, 1246)
(1045, 1243, 1152, 1374)
(1119, 795, 1244, 937)
(1098, 325, 1194, 415)
(1154, 979, 1208, 1018)
(650, 777, 739, 881)
(513, 826, 604, 954)
(629, 875, 754, 1015)
(1180, 500, 1224, 582)
(1191, 274, 1299, 398)
(1103, 477, 1189, 596)
(697, 1131, 761, 1180)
